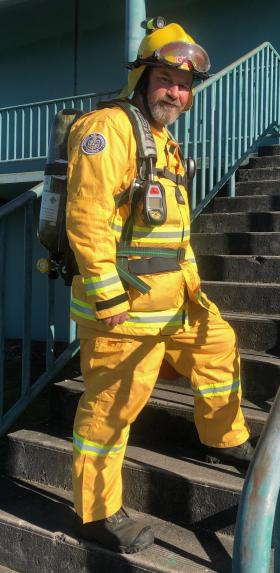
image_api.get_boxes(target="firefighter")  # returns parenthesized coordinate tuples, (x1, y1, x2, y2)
(66, 21, 253, 554)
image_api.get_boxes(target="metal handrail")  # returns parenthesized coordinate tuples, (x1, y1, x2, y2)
(0, 90, 119, 164)
(0, 183, 79, 436)
(173, 41, 280, 219)
(232, 386, 280, 572)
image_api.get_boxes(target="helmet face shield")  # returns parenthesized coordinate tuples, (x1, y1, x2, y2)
(155, 41, 210, 73)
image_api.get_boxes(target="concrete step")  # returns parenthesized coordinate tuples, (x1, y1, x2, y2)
(210, 195, 280, 213)
(191, 232, 280, 255)
(235, 180, 280, 195)
(250, 155, 280, 168)
(48, 378, 271, 442)
(202, 280, 280, 315)
(237, 167, 280, 181)
(4, 429, 246, 536)
(193, 212, 280, 233)
(258, 144, 280, 156)
(197, 254, 280, 283)
(0, 476, 235, 573)
(223, 311, 280, 356)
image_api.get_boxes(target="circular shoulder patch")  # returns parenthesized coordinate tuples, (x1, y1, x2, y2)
(81, 132, 107, 155)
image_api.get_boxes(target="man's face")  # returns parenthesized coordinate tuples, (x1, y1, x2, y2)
(147, 67, 193, 127)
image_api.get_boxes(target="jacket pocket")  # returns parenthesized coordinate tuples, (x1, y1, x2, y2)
(129, 270, 185, 312)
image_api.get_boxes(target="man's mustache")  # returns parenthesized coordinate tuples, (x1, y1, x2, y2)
(159, 99, 181, 108)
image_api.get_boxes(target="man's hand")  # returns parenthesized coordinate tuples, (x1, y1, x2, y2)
(101, 311, 129, 327)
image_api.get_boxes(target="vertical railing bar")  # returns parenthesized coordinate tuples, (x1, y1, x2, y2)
(201, 89, 207, 200)
(173, 119, 179, 141)
(21, 109, 25, 160)
(255, 53, 259, 140)
(250, 56, 255, 146)
(278, 58, 280, 127)
(209, 83, 215, 190)
(6, 111, 10, 161)
(37, 106, 41, 158)
(217, 77, 222, 181)
(269, 50, 274, 125)
(191, 95, 198, 211)
(46, 278, 55, 371)
(69, 319, 77, 344)
(260, 49, 265, 135)
(238, 63, 243, 158)
(274, 56, 278, 122)
(183, 110, 190, 159)
(0, 112, 2, 161)
(45, 104, 49, 156)
(21, 202, 33, 398)
(225, 73, 230, 173)
(29, 107, 33, 159)
(229, 68, 237, 197)
(265, 46, 269, 128)
(0, 221, 6, 422)
(244, 59, 249, 153)
(13, 110, 17, 160)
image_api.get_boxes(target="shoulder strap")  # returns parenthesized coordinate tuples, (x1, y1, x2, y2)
(97, 99, 157, 177)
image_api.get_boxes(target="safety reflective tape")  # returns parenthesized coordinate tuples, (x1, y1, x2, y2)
(193, 379, 241, 398)
(71, 296, 185, 328)
(124, 309, 185, 328)
(71, 297, 97, 321)
(111, 222, 190, 243)
(73, 429, 129, 457)
(185, 257, 196, 264)
(84, 273, 123, 296)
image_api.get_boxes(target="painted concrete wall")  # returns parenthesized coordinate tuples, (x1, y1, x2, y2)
(0, 0, 279, 109)
(0, 0, 126, 108)
(146, 0, 280, 74)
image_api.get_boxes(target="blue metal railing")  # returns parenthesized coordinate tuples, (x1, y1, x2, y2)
(0, 183, 80, 436)
(232, 386, 280, 572)
(175, 41, 280, 219)
(0, 90, 118, 164)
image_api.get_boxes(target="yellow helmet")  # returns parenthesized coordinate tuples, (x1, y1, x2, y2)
(120, 22, 210, 111)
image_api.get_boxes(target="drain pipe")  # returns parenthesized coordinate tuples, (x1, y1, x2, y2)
(125, 0, 146, 65)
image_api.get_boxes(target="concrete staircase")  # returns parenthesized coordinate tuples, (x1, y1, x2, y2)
(1, 145, 279, 572)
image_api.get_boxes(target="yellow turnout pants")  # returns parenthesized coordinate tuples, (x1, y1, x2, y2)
(73, 300, 250, 523)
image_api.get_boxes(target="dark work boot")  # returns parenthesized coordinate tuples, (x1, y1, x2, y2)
(204, 439, 254, 468)
(74, 507, 154, 554)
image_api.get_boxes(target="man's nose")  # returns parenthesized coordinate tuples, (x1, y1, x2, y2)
(166, 84, 179, 99)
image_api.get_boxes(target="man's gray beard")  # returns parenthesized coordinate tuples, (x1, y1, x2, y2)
(149, 101, 181, 126)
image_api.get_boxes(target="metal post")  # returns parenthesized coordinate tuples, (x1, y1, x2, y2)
(233, 386, 280, 573)
(125, 0, 146, 64)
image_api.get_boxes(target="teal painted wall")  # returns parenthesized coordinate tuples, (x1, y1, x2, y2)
(146, 0, 280, 73)
(0, 0, 279, 109)
(0, 0, 126, 108)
